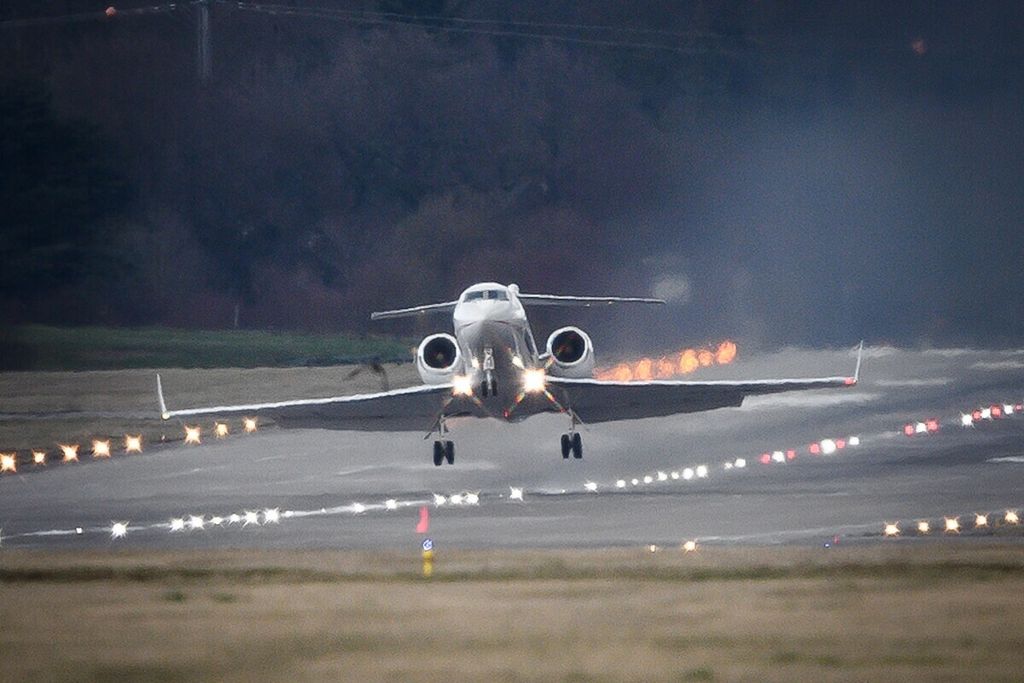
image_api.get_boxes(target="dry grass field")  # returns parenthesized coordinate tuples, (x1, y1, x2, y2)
(1, 545, 1023, 682)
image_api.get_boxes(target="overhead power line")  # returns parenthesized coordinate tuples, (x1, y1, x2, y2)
(229, 2, 737, 56)
(0, 3, 180, 28)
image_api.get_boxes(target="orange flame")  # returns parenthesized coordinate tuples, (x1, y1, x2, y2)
(595, 341, 738, 381)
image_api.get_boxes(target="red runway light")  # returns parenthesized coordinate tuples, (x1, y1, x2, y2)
(809, 443, 821, 455)
(903, 424, 915, 437)
(972, 410, 982, 421)
(836, 439, 846, 450)
(991, 405, 1003, 418)
(925, 419, 940, 433)
(786, 449, 796, 461)
(760, 453, 771, 465)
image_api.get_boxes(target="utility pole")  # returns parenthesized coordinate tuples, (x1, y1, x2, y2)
(196, 0, 211, 82)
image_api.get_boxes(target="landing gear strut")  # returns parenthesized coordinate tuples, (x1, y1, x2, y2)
(429, 413, 455, 466)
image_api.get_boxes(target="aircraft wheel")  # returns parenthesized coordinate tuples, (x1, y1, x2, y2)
(433, 441, 444, 467)
(444, 440, 455, 465)
(560, 433, 571, 459)
(571, 432, 583, 459)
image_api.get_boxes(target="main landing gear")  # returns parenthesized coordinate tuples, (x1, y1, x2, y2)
(429, 413, 455, 466)
(433, 439, 454, 466)
(560, 409, 583, 460)
(560, 432, 582, 459)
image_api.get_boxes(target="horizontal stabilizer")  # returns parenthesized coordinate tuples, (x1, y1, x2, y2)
(370, 300, 458, 320)
(517, 293, 665, 307)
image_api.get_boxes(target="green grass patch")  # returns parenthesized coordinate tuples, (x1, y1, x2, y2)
(0, 325, 413, 370)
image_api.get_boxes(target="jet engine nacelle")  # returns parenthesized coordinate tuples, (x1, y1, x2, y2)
(545, 326, 595, 378)
(416, 333, 462, 385)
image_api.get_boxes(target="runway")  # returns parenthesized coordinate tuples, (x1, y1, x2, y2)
(1, 347, 1023, 550)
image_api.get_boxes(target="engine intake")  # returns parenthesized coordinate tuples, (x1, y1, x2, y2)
(546, 326, 595, 378)
(416, 333, 462, 384)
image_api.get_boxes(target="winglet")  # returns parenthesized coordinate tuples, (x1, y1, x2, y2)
(157, 374, 170, 420)
(847, 340, 864, 386)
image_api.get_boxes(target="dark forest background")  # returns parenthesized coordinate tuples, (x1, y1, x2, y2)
(2, 1, 1022, 351)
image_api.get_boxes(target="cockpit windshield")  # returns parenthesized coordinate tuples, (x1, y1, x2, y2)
(464, 289, 508, 302)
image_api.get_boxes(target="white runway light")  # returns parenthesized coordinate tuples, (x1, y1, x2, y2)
(228, 514, 242, 525)
(981, 407, 992, 420)
(682, 468, 694, 481)
(385, 499, 398, 511)
(60, 444, 79, 463)
(631, 478, 639, 486)
(584, 481, 598, 492)
(917, 521, 930, 534)
(188, 515, 205, 530)
(974, 514, 988, 528)
(0, 453, 16, 473)
(914, 422, 928, 434)
(210, 516, 224, 525)
(657, 471, 668, 482)
(643, 475, 654, 484)
(264, 508, 281, 523)
(184, 426, 201, 445)
(670, 471, 680, 480)
(696, 465, 709, 479)
(110, 522, 128, 539)
(848, 436, 861, 447)
(169, 518, 185, 532)
(1005, 510, 1020, 525)
(772, 450, 785, 463)
(509, 487, 524, 501)
(465, 492, 480, 505)
(32, 451, 46, 465)
(243, 511, 260, 526)
(124, 435, 143, 453)
(243, 417, 258, 433)
(682, 540, 697, 553)
(820, 439, 837, 455)
(884, 522, 900, 537)
(960, 413, 975, 427)
(92, 440, 111, 458)
(433, 494, 447, 507)
(449, 493, 464, 505)
(945, 517, 960, 533)
(350, 503, 366, 514)
(734, 458, 746, 469)
(215, 422, 229, 438)
(615, 480, 626, 489)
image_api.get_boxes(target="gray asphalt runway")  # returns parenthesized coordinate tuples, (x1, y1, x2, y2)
(1, 347, 1023, 550)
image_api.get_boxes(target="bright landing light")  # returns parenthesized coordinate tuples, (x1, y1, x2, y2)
(32, 451, 46, 465)
(111, 522, 128, 539)
(682, 540, 697, 553)
(1005, 510, 1020, 525)
(452, 374, 474, 397)
(884, 523, 900, 537)
(509, 487, 524, 501)
(215, 422, 229, 438)
(124, 435, 143, 453)
(945, 517, 960, 533)
(243, 418, 258, 433)
(522, 368, 547, 394)
(60, 444, 80, 462)
(584, 481, 598, 492)
(0, 454, 16, 473)
(92, 440, 111, 458)
(917, 521, 930, 534)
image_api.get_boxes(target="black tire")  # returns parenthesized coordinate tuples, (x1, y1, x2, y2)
(444, 440, 455, 465)
(433, 441, 444, 467)
(571, 432, 583, 459)
(560, 433, 571, 459)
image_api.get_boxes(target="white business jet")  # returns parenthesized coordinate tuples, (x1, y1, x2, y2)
(158, 282, 861, 466)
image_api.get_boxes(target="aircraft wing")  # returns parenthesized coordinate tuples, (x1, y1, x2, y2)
(157, 376, 480, 431)
(542, 375, 856, 423)
(517, 293, 665, 307)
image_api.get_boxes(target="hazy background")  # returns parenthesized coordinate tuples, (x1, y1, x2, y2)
(2, 1, 1022, 351)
